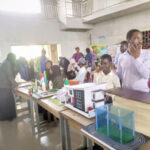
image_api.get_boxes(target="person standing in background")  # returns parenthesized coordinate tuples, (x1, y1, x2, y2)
(85, 48, 93, 68)
(0, 53, 18, 121)
(72, 47, 84, 63)
(91, 49, 98, 68)
(73, 57, 87, 83)
(114, 41, 128, 68)
(34, 49, 48, 79)
(117, 29, 150, 92)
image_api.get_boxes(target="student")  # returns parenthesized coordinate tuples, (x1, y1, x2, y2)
(42, 60, 64, 121)
(0, 53, 18, 121)
(91, 49, 98, 68)
(94, 54, 120, 89)
(72, 47, 84, 63)
(34, 49, 49, 79)
(85, 48, 92, 68)
(73, 57, 87, 83)
(59, 57, 70, 78)
(67, 58, 78, 80)
(17, 57, 31, 81)
(45, 60, 63, 89)
(117, 29, 150, 92)
(114, 41, 128, 67)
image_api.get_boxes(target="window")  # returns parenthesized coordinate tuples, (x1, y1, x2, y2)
(11, 44, 61, 63)
(0, 0, 41, 14)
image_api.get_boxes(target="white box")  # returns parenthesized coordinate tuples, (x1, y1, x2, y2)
(65, 83, 106, 118)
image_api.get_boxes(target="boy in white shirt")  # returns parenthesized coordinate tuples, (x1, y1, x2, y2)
(73, 57, 87, 83)
(117, 29, 150, 92)
(94, 54, 120, 90)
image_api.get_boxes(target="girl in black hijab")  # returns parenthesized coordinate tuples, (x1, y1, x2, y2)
(0, 53, 18, 121)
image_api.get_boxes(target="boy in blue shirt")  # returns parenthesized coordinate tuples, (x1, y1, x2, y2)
(85, 48, 92, 68)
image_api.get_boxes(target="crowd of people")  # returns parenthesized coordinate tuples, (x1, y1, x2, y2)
(67, 29, 150, 93)
(0, 28, 150, 121)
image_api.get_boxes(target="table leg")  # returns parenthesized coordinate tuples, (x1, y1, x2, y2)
(54, 116, 57, 123)
(88, 139, 93, 150)
(64, 118, 72, 150)
(83, 136, 88, 148)
(34, 100, 40, 133)
(27, 101, 31, 114)
(76, 136, 88, 150)
(60, 113, 66, 150)
(29, 97, 35, 133)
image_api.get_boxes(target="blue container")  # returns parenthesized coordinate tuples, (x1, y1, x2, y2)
(96, 104, 135, 144)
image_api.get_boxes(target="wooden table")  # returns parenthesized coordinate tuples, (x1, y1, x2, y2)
(15, 87, 39, 133)
(38, 99, 67, 119)
(60, 109, 95, 150)
(15, 87, 30, 100)
(81, 127, 112, 150)
(81, 123, 150, 150)
(106, 88, 150, 137)
(38, 98, 68, 150)
(139, 141, 150, 150)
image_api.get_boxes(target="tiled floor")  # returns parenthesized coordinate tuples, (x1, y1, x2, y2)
(0, 102, 83, 150)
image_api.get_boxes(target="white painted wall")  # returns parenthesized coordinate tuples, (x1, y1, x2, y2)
(89, 8, 150, 45)
(0, 14, 90, 62)
(92, 0, 127, 12)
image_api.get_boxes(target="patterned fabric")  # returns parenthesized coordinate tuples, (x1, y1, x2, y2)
(72, 53, 84, 63)
(86, 53, 92, 67)
(34, 56, 48, 79)
(53, 76, 64, 89)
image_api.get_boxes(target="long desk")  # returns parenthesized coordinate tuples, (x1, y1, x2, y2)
(81, 123, 150, 150)
(15, 87, 39, 133)
(15, 86, 69, 150)
(15, 86, 59, 133)
(106, 88, 150, 137)
(78, 88, 150, 150)
(60, 109, 95, 150)
(38, 98, 67, 119)
(15, 87, 30, 100)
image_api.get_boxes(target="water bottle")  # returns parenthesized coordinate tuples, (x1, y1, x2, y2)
(49, 81, 53, 90)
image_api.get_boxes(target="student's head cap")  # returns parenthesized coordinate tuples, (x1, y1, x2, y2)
(78, 57, 86, 65)
(75, 47, 80, 50)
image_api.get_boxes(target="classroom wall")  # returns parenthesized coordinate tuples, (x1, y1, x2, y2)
(0, 14, 90, 62)
(89, 8, 150, 45)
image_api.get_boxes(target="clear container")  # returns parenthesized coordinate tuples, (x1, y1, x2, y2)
(96, 104, 135, 144)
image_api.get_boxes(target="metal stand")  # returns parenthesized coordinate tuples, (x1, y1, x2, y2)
(60, 113, 66, 150)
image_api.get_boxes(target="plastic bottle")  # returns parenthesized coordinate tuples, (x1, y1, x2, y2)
(42, 80, 46, 91)
(49, 81, 53, 90)
(64, 79, 69, 85)
(35, 78, 38, 90)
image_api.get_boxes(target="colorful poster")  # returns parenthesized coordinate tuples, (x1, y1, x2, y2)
(90, 45, 108, 56)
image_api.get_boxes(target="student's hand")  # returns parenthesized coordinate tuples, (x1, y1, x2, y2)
(13, 87, 18, 92)
(46, 84, 49, 90)
(49, 69, 53, 75)
(90, 72, 94, 79)
(129, 40, 141, 59)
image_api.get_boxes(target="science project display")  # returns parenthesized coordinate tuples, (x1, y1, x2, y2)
(96, 104, 135, 144)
